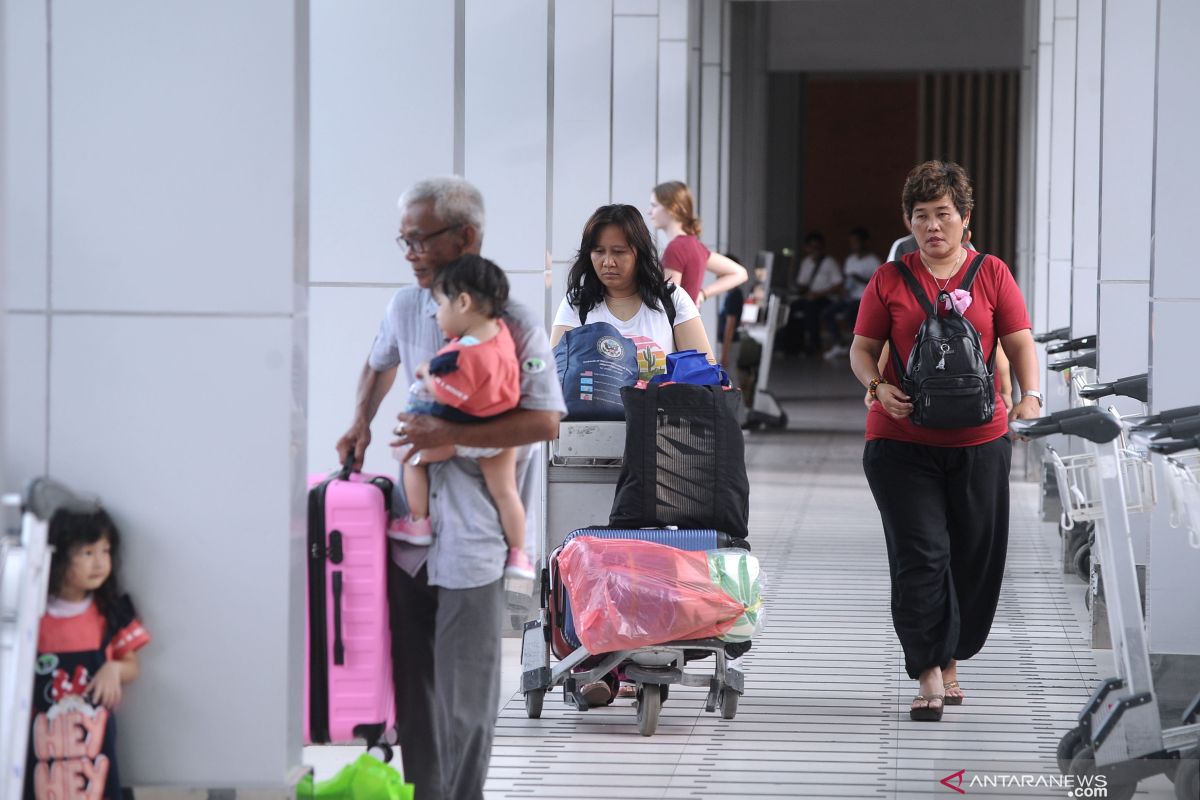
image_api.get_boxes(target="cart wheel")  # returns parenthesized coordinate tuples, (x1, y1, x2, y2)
(1175, 756, 1199, 800)
(636, 685, 663, 737)
(1055, 727, 1087, 774)
(524, 688, 545, 719)
(719, 688, 739, 720)
(1072, 543, 1091, 581)
(1069, 747, 1137, 800)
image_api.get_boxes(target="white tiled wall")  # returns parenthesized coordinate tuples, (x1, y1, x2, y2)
(48, 316, 300, 783)
(1, 314, 48, 482)
(611, 16, 659, 207)
(1096, 0, 1156, 284)
(308, 286, 405, 479)
(48, 2, 299, 315)
(465, 0, 549, 273)
(0, 0, 48, 311)
(550, 0, 612, 266)
(309, 0, 455, 285)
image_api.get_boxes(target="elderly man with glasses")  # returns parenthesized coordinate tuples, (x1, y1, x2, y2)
(337, 176, 564, 800)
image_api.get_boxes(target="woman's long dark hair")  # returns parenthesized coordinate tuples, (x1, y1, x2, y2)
(48, 508, 124, 630)
(565, 204, 665, 319)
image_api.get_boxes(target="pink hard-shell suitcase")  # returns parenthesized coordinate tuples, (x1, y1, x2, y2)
(304, 462, 395, 755)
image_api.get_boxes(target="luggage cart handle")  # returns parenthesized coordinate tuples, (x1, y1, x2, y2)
(1045, 334, 1097, 355)
(1146, 435, 1200, 455)
(1076, 373, 1148, 403)
(1129, 405, 1200, 429)
(1149, 417, 1200, 440)
(1034, 326, 1071, 343)
(1048, 350, 1097, 372)
(1010, 406, 1122, 443)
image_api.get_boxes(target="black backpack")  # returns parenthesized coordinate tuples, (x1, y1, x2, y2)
(891, 253, 996, 429)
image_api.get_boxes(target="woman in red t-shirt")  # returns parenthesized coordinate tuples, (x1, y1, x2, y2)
(648, 181, 747, 305)
(849, 161, 1042, 722)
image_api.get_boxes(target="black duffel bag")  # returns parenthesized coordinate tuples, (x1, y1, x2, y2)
(609, 382, 750, 539)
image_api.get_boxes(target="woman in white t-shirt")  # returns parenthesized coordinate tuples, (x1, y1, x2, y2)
(551, 204, 715, 382)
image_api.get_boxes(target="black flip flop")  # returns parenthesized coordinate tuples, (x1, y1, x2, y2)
(909, 694, 945, 721)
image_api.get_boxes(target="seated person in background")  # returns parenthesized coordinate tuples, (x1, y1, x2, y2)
(550, 204, 716, 381)
(788, 232, 843, 355)
(822, 227, 881, 358)
(389, 254, 536, 580)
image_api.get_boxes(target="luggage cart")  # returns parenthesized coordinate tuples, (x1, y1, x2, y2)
(0, 479, 96, 800)
(1012, 408, 1200, 799)
(519, 527, 749, 737)
(1052, 374, 1152, 589)
(1161, 446, 1200, 550)
(1044, 341, 1100, 580)
(741, 251, 787, 430)
(1032, 327, 1073, 526)
(523, 423, 750, 736)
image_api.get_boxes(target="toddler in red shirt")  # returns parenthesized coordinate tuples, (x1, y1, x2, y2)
(389, 255, 533, 580)
(29, 507, 150, 800)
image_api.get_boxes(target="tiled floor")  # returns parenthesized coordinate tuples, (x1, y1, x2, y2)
(481, 431, 1177, 799)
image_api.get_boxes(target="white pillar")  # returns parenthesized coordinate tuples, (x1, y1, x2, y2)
(1070, 0, 1102, 337)
(2, 0, 310, 787)
(1145, 0, 1200, 657)
(1095, 0, 1155, 398)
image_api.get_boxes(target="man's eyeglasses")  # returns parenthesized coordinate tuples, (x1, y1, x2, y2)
(395, 224, 463, 254)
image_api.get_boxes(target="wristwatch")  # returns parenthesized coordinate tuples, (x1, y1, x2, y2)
(1022, 390, 1044, 408)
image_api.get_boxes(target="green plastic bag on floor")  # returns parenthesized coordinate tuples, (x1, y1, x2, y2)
(297, 753, 414, 800)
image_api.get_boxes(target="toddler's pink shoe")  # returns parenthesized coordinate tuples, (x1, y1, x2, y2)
(504, 548, 536, 580)
(387, 515, 433, 546)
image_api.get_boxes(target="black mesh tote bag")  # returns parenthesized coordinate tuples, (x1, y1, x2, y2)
(609, 382, 750, 539)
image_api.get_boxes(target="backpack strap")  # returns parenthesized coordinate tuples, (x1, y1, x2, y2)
(661, 281, 678, 327)
(892, 260, 936, 317)
(959, 252, 987, 293)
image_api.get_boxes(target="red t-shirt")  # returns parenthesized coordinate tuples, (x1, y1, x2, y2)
(661, 235, 711, 302)
(427, 319, 521, 418)
(854, 251, 1031, 447)
(38, 596, 151, 661)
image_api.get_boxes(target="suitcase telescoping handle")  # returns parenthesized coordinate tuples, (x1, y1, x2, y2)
(338, 452, 357, 481)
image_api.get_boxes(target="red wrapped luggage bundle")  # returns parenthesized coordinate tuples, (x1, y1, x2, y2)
(557, 536, 746, 652)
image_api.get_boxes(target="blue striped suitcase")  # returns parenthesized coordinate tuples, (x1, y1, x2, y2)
(549, 527, 741, 656)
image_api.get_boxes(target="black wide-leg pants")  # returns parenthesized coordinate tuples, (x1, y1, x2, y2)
(863, 435, 1012, 680)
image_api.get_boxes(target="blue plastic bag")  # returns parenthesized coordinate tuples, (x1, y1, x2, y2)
(648, 349, 730, 387)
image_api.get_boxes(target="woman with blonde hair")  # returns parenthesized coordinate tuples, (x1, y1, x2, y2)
(649, 181, 747, 304)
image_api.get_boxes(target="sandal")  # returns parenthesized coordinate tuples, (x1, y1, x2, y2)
(909, 694, 945, 722)
(580, 680, 613, 707)
(943, 680, 965, 706)
(616, 684, 638, 700)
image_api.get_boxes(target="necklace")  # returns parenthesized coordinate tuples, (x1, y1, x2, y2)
(922, 249, 964, 293)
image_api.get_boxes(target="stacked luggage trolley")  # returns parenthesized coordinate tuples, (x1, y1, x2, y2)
(1013, 405, 1200, 800)
(523, 414, 759, 736)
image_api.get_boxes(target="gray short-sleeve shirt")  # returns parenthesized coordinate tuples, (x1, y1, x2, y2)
(368, 286, 565, 589)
